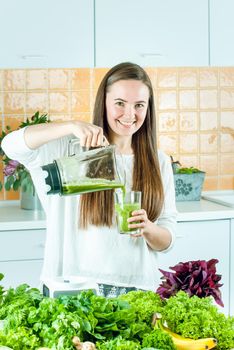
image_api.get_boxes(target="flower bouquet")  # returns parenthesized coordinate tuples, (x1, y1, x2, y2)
(0, 111, 50, 197)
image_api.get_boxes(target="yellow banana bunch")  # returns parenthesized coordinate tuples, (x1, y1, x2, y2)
(160, 323, 217, 350)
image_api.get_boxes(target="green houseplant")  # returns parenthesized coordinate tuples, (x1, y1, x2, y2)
(170, 156, 206, 201)
(0, 111, 50, 207)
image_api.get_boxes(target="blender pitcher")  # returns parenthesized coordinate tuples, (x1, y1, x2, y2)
(41, 139, 124, 196)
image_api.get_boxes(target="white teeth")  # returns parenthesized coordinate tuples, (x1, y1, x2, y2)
(118, 120, 135, 125)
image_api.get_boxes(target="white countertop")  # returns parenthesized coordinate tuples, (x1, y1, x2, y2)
(0, 198, 234, 231)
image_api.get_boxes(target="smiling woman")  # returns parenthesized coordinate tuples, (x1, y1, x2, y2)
(2, 62, 177, 295)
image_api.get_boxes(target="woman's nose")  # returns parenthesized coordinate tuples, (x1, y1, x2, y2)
(124, 104, 135, 118)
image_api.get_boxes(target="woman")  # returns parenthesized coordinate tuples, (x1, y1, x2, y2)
(2, 62, 177, 296)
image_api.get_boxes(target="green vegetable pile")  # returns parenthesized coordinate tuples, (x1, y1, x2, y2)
(0, 274, 233, 350)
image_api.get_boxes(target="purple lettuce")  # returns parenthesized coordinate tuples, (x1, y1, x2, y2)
(156, 258, 224, 307)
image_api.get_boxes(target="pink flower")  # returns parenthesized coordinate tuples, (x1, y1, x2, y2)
(3, 160, 20, 176)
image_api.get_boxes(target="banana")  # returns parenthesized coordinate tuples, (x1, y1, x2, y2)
(158, 321, 217, 350)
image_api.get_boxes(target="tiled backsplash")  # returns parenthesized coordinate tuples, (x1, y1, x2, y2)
(0, 67, 234, 200)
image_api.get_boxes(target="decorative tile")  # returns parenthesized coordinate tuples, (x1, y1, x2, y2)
(4, 92, 25, 114)
(200, 112, 218, 131)
(220, 112, 234, 137)
(26, 69, 48, 90)
(179, 155, 199, 168)
(49, 69, 69, 90)
(220, 133, 234, 153)
(71, 91, 90, 113)
(219, 176, 234, 190)
(26, 92, 48, 114)
(220, 68, 234, 87)
(220, 89, 234, 109)
(158, 134, 177, 155)
(179, 90, 197, 109)
(144, 67, 157, 86)
(49, 92, 69, 113)
(4, 70, 25, 91)
(200, 133, 218, 153)
(71, 113, 92, 123)
(157, 90, 177, 110)
(200, 155, 218, 175)
(71, 68, 91, 90)
(158, 112, 177, 132)
(179, 112, 197, 131)
(4, 115, 25, 130)
(200, 90, 218, 109)
(203, 177, 218, 191)
(0, 92, 3, 113)
(5, 189, 19, 200)
(179, 134, 198, 154)
(92, 68, 109, 90)
(157, 69, 177, 88)
(178, 68, 197, 88)
(199, 68, 218, 87)
(220, 155, 234, 175)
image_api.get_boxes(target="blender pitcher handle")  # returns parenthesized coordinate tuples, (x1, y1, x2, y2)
(68, 139, 81, 156)
(68, 136, 109, 156)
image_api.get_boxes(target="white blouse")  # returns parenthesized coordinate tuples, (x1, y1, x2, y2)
(2, 127, 177, 291)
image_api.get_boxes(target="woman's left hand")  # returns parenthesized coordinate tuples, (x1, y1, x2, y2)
(127, 209, 150, 237)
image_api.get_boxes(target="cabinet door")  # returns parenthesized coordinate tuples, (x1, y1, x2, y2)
(95, 0, 209, 67)
(158, 219, 230, 315)
(0, 0, 94, 68)
(210, 0, 234, 65)
(0, 260, 43, 289)
(0, 229, 46, 261)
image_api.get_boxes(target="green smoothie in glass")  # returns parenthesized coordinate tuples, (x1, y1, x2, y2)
(115, 191, 141, 234)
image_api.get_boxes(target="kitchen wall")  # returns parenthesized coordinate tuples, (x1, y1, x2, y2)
(0, 66, 234, 200)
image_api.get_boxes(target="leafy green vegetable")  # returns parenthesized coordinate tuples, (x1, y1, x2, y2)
(161, 291, 234, 350)
(142, 328, 176, 350)
(175, 167, 201, 174)
(96, 335, 141, 349)
(118, 290, 163, 324)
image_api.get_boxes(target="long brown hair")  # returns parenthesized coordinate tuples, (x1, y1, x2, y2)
(79, 62, 164, 228)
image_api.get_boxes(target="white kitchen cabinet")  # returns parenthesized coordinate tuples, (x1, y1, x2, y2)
(0, 260, 43, 289)
(0, 228, 46, 289)
(158, 219, 231, 315)
(0, 0, 94, 68)
(95, 0, 209, 67)
(210, 0, 234, 65)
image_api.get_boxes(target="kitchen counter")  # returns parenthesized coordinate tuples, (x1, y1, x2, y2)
(0, 199, 234, 231)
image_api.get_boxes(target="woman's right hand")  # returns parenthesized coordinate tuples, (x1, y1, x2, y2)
(70, 120, 107, 148)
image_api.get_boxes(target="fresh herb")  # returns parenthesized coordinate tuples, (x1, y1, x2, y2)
(0, 111, 50, 193)
(157, 259, 224, 307)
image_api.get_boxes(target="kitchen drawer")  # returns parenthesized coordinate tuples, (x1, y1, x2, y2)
(0, 229, 46, 261)
(0, 260, 43, 289)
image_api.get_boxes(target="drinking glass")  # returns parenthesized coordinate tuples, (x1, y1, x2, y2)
(115, 191, 142, 234)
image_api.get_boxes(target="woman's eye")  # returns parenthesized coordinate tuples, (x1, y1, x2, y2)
(135, 103, 144, 109)
(115, 101, 124, 107)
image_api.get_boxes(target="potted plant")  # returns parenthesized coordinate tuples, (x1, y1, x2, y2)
(0, 111, 50, 209)
(170, 156, 205, 201)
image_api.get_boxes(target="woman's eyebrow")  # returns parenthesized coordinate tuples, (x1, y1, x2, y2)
(114, 98, 146, 103)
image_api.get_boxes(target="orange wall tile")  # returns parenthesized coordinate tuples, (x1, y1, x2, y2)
(0, 67, 234, 201)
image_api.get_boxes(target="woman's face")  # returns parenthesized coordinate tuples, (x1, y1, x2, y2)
(105, 79, 149, 139)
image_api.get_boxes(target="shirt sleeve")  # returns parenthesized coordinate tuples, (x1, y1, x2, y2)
(2, 126, 72, 169)
(156, 150, 178, 253)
